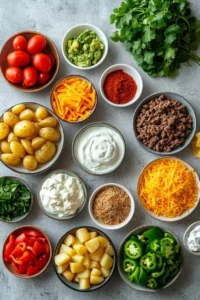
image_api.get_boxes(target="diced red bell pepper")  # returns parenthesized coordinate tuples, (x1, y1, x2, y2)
(36, 237, 46, 244)
(5, 234, 15, 255)
(23, 230, 43, 237)
(10, 255, 22, 265)
(33, 241, 45, 256)
(4, 252, 12, 263)
(18, 264, 28, 274)
(36, 254, 48, 270)
(44, 243, 50, 256)
(15, 233, 27, 244)
(26, 265, 39, 276)
(11, 242, 27, 257)
(11, 262, 19, 273)
(28, 255, 37, 267)
(26, 239, 35, 247)
(18, 251, 31, 263)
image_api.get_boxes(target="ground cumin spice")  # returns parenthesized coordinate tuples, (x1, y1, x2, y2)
(92, 186, 131, 225)
(103, 70, 137, 104)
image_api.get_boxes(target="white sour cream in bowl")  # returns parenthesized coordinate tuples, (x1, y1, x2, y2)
(72, 123, 126, 175)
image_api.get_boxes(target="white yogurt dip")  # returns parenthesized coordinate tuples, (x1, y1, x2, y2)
(74, 125, 125, 174)
(187, 225, 200, 252)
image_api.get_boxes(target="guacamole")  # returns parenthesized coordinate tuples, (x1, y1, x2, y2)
(67, 30, 105, 67)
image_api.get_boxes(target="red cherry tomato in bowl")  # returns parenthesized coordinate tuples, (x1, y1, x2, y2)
(7, 51, 30, 67)
(32, 53, 52, 72)
(5, 67, 23, 84)
(38, 72, 50, 84)
(27, 35, 46, 54)
(23, 67, 38, 87)
(48, 54, 55, 67)
(13, 35, 27, 51)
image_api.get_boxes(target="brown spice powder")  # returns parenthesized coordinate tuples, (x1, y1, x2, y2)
(92, 186, 131, 225)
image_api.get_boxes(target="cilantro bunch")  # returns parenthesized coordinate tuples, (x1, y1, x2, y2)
(110, 0, 200, 77)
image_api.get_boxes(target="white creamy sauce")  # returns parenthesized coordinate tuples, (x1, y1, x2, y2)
(187, 225, 200, 252)
(40, 173, 84, 217)
(74, 126, 125, 174)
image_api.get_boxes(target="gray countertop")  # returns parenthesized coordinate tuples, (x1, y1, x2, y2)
(0, 0, 200, 299)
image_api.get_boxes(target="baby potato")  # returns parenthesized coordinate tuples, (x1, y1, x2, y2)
(7, 132, 19, 143)
(10, 141, 26, 158)
(12, 104, 26, 115)
(14, 120, 35, 138)
(35, 141, 56, 164)
(39, 117, 58, 128)
(0, 141, 11, 153)
(19, 109, 34, 121)
(1, 153, 21, 166)
(35, 107, 48, 121)
(0, 123, 9, 140)
(39, 127, 60, 142)
(3, 112, 19, 127)
(26, 122, 40, 140)
(23, 155, 38, 171)
(20, 139, 34, 155)
(32, 137, 46, 150)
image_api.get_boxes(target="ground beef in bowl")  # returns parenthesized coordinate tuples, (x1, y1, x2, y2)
(136, 94, 193, 152)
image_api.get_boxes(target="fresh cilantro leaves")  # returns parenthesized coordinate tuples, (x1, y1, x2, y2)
(110, 0, 200, 77)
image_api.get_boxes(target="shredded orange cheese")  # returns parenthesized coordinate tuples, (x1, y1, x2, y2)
(52, 76, 96, 122)
(138, 158, 198, 218)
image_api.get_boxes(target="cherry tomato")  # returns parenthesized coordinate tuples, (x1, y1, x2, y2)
(48, 54, 55, 67)
(13, 35, 27, 51)
(23, 67, 38, 87)
(5, 67, 23, 84)
(32, 53, 52, 72)
(38, 72, 50, 84)
(27, 35, 46, 54)
(7, 51, 30, 67)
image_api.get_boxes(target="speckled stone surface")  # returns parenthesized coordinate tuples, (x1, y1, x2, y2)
(0, 0, 200, 299)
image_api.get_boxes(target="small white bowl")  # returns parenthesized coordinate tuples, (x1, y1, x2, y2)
(88, 183, 135, 230)
(61, 24, 108, 70)
(183, 221, 200, 256)
(99, 64, 143, 107)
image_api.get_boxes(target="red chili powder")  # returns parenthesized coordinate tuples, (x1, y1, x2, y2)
(103, 70, 137, 104)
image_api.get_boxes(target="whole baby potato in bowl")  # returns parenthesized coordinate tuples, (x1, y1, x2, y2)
(0, 102, 64, 174)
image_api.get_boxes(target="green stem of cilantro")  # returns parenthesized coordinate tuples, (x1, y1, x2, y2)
(180, 46, 200, 65)
(176, 16, 191, 32)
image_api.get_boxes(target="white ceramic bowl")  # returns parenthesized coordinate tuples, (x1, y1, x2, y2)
(183, 221, 200, 256)
(0, 102, 64, 174)
(99, 64, 143, 107)
(137, 157, 200, 222)
(88, 183, 135, 230)
(61, 24, 108, 70)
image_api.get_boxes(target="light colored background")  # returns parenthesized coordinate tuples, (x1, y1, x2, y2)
(0, 0, 200, 299)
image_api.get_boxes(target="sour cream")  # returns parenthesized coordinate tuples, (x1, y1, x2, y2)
(74, 125, 125, 174)
(187, 225, 200, 252)
(40, 173, 85, 217)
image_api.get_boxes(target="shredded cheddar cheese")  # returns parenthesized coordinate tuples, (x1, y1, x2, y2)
(52, 76, 96, 122)
(138, 158, 198, 218)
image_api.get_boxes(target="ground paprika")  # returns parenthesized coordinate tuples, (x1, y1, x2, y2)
(103, 70, 137, 104)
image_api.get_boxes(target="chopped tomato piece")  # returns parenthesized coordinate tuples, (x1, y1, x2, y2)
(15, 233, 27, 244)
(18, 264, 28, 274)
(33, 241, 45, 255)
(19, 251, 31, 263)
(36, 254, 48, 270)
(26, 239, 35, 247)
(44, 243, 50, 256)
(23, 230, 43, 237)
(11, 262, 19, 273)
(26, 266, 39, 276)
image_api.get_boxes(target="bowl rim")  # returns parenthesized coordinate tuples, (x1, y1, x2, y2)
(72, 122, 126, 176)
(88, 182, 135, 230)
(133, 91, 197, 155)
(183, 221, 200, 256)
(99, 63, 143, 108)
(61, 23, 108, 70)
(0, 30, 60, 93)
(137, 156, 200, 222)
(2, 225, 52, 278)
(37, 169, 87, 221)
(118, 224, 183, 292)
(54, 225, 116, 292)
(50, 75, 98, 124)
(0, 102, 64, 175)
(0, 176, 33, 223)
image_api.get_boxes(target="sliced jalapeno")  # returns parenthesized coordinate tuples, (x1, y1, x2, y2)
(124, 240, 143, 259)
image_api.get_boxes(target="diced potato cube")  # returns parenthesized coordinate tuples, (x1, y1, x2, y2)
(196, 133, 200, 139)
(90, 247, 104, 262)
(89, 231, 97, 239)
(83, 254, 91, 269)
(98, 236, 110, 248)
(100, 254, 114, 269)
(192, 142, 200, 158)
(91, 268, 101, 276)
(57, 262, 69, 274)
(85, 237, 99, 253)
(100, 267, 111, 277)
(63, 270, 75, 282)
(73, 237, 82, 245)
(196, 139, 200, 147)
(59, 244, 76, 256)
(71, 255, 84, 264)
(64, 234, 76, 247)
(74, 274, 79, 282)
(70, 262, 84, 273)
(90, 275, 104, 285)
(78, 269, 90, 279)
(90, 261, 100, 269)
(105, 245, 114, 256)
(73, 244, 87, 255)
(55, 253, 70, 266)
(76, 228, 90, 243)
(79, 278, 90, 290)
